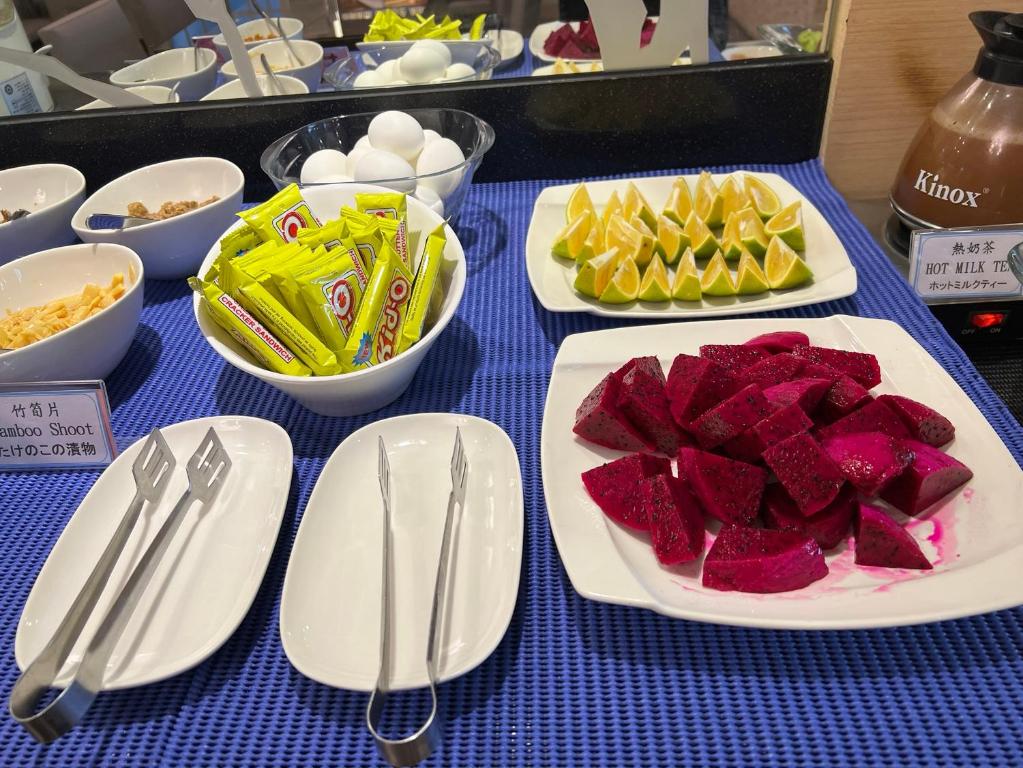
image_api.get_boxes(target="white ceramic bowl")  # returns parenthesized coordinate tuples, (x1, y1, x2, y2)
(77, 85, 180, 110)
(193, 184, 467, 416)
(221, 40, 324, 92)
(0, 164, 85, 266)
(110, 48, 218, 101)
(201, 74, 308, 101)
(0, 243, 144, 383)
(71, 158, 244, 280)
(213, 17, 304, 61)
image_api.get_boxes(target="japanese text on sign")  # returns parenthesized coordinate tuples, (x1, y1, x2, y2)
(909, 228, 1023, 302)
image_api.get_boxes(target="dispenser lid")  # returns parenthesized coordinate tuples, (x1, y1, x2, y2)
(971, 10, 1023, 85)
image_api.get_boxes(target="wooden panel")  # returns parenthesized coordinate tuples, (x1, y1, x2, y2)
(822, 0, 1023, 200)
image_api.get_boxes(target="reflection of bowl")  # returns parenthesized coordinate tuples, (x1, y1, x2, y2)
(0, 164, 86, 266)
(221, 40, 324, 92)
(110, 48, 218, 101)
(201, 74, 308, 101)
(722, 42, 782, 60)
(192, 184, 467, 417)
(758, 23, 823, 54)
(0, 243, 143, 383)
(324, 45, 499, 89)
(355, 38, 494, 65)
(77, 85, 179, 110)
(213, 17, 303, 61)
(71, 158, 244, 280)
(259, 108, 494, 222)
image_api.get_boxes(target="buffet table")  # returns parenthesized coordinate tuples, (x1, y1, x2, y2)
(2, 160, 1021, 767)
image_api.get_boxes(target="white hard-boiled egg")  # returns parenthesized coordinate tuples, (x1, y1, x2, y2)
(399, 46, 447, 84)
(423, 129, 443, 145)
(300, 149, 348, 184)
(354, 149, 416, 193)
(415, 138, 466, 197)
(317, 174, 355, 183)
(346, 138, 374, 176)
(409, 39, 452, 69)
(368, 111, 424, 164)
(414, 185, 445, 216)
(444, 62, 476, 81)
(375, 59, 400, 82)
(353, 70, 383, 88)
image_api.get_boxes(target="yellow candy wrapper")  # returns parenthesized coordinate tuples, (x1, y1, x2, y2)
(355, 192, 409, 270)
(268, 246, 325, 332)
(342, 245, 414, 371)
(297, 219, 349, 251)
(219, 224, 261, 259)
(239, 184, 321, 245)
(398, 228, 446, 354)
(298, 245, 371, 355)
(347, 221, 383, 272)
(189, 278, 311, 377)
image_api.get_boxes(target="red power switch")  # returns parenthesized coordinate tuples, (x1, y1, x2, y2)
(969, 311, 1008, 329)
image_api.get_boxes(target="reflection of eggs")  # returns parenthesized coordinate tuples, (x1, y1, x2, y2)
(300, 149, 348, 184)
(368, 111, 424, 163)
(416, 138, 465, 197)
(399, 47, 447, 84)
(375, 59, 400, 81)
(414, 184, 444, 216)
(444, 62, 476, 81)
(353, 70, 382, 88)
(409, 39, 452, 69)
(354, 149, 416, 193)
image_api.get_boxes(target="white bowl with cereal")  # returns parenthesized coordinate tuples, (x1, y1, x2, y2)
(72, 158, 244, 280)
(0, 243, 144, 383)
(0, 164, 86, 266)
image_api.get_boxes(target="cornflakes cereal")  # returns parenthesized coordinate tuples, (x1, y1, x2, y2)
(0, 274, 126, 350)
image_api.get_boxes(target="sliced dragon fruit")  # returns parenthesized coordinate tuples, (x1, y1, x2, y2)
(762, 432, 846, 516)
(816, 399, 912, 442)
(816, 375, 873, 424)
(821, 431, 915, 497)
(761, 483, 856, 550)
(665, 354, 742, 426)
(618, 366, 688, 455)
(744, 353, 805, 389)
(699, 344, 770, 372)
(799, 361, 842, 382)
(742, 331, 810, 354)
(880, 440, 973, 515)
(582, 453, 671, 530)
(723, 403, 813, 464)
(702, 524, 829, 593)
(616, 355, 664, 384)
(877, 394, 955, 447)
(689, 384, 774, 449)
(574, 371, 655, 452)
(678, 446, 767, 526)
(854, 502, 933, 569)
(792, 345, 882, 388)
(763, 377, 833, 414)
(641, 474, 705, 565)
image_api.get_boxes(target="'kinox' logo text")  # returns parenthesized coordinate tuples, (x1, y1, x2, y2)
(914, 170, 983, 208)
(374, 274, 411, 363)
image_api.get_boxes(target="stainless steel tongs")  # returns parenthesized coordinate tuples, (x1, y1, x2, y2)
(367, 429, 469, 767)
(9, 428, 231, 743)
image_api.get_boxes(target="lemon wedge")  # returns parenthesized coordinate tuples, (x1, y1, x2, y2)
(600, 257, 641, 304)
(605, 213, 642, 265)
(625, 213, 656, 266)
(736, 251, 770, 294)
(765, 201, 805, 251)
(671, 247, 702, 301)
(684, 210, 721, 259)
(736, 207, 770, 257)
(655, 214, 690, 265)
(575, 222, 605, 264)
(623, 182, 658, 231)
(639, 254, 671, 302)
(566, 183, 596, 224)
(661, 177, 693, 227)
(744, 174, 782, 221)
(601, 190, 623, 230)
(764, 236, 813, 289)
(719, 175, 752, 221)
(694, 171, 724, 228)
(551, 211, 592, 261)
(574, 248, 619, 298)
(700, 250, 737, 296)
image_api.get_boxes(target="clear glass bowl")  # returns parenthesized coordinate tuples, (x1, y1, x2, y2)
(259, 108, 495, 223)
(323, 44, 500, 90)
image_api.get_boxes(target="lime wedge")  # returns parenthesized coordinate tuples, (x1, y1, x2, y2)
(601, 190, 623, 230)
(694, 171, 724, 228)
(625, 213, 655, 266)
(661, 178, 693, 227)
(552, 211, 592, 261)
(700, 251, 737, 296)
(672, 247, 702, 301)
(744, 175, 782, 221)
(566, 183, 596, 224)
(623, 182, 658, 231)
(764, 236, 814, 289)
(655, 214, 690, 264)
(639, 254, 671, 302)
(736, 207, 770, 257)
(574, 248, 619, 298)
(605, 213, 641, 265)
(719, 175, 752, 221)
(600, 257, 641, 304)
(684, 211, 721, 259)
(765, 201, 805, 251)
(736, 251, 770, 294)
(575, 223, 605, 264)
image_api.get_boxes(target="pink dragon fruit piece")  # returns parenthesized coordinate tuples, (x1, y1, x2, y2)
(854, 502, 933, 569)
(618, 366, 689, 455)
(742, 331, 810, 354)
(582, 453, 671, 531)
(577, 19, 600, 53)
(880, 440, 973, 516)
(702, 524, 829, 593)
(665, 354, 742, 427)
(761, 483, 856, 550)
(699, 343, 770, 372)
(799, 361, 842, 382)
(877, 394, 955, 447)
(816, 399, 912, 442)
(763, 377, 833, 414)
(543, 24, 576, 55)
(743, 353, 806, 389)
(816, 375, 873, 424)
(614, 355, 663, 384)
(641, 474, 705, 565)
(689, 384, 774, 449)
(821, 431, 915, 497)
(723, 403, 813, 464)
(677, 446, 767, 526)
(574, 372, 655, 452)
(791, 345, 882, 388)
(762, 432, 846, 516)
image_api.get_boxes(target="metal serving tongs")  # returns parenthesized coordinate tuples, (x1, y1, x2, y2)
(367, 430, 468, 767)
(9, 428, 231, 743)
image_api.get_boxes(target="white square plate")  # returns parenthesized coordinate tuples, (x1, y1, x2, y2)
(525, 172, 857, 318)
(541, 315, 1023, 629)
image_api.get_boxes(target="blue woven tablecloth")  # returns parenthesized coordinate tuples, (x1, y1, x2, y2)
(2, 160, 1022, 767)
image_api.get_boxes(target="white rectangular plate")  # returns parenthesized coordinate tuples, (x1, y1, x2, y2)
(280, 413, 523, 691)
(541, 315, 1023, 629)
(525, 172, 858, 318)
(16, 416, 293, 688)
